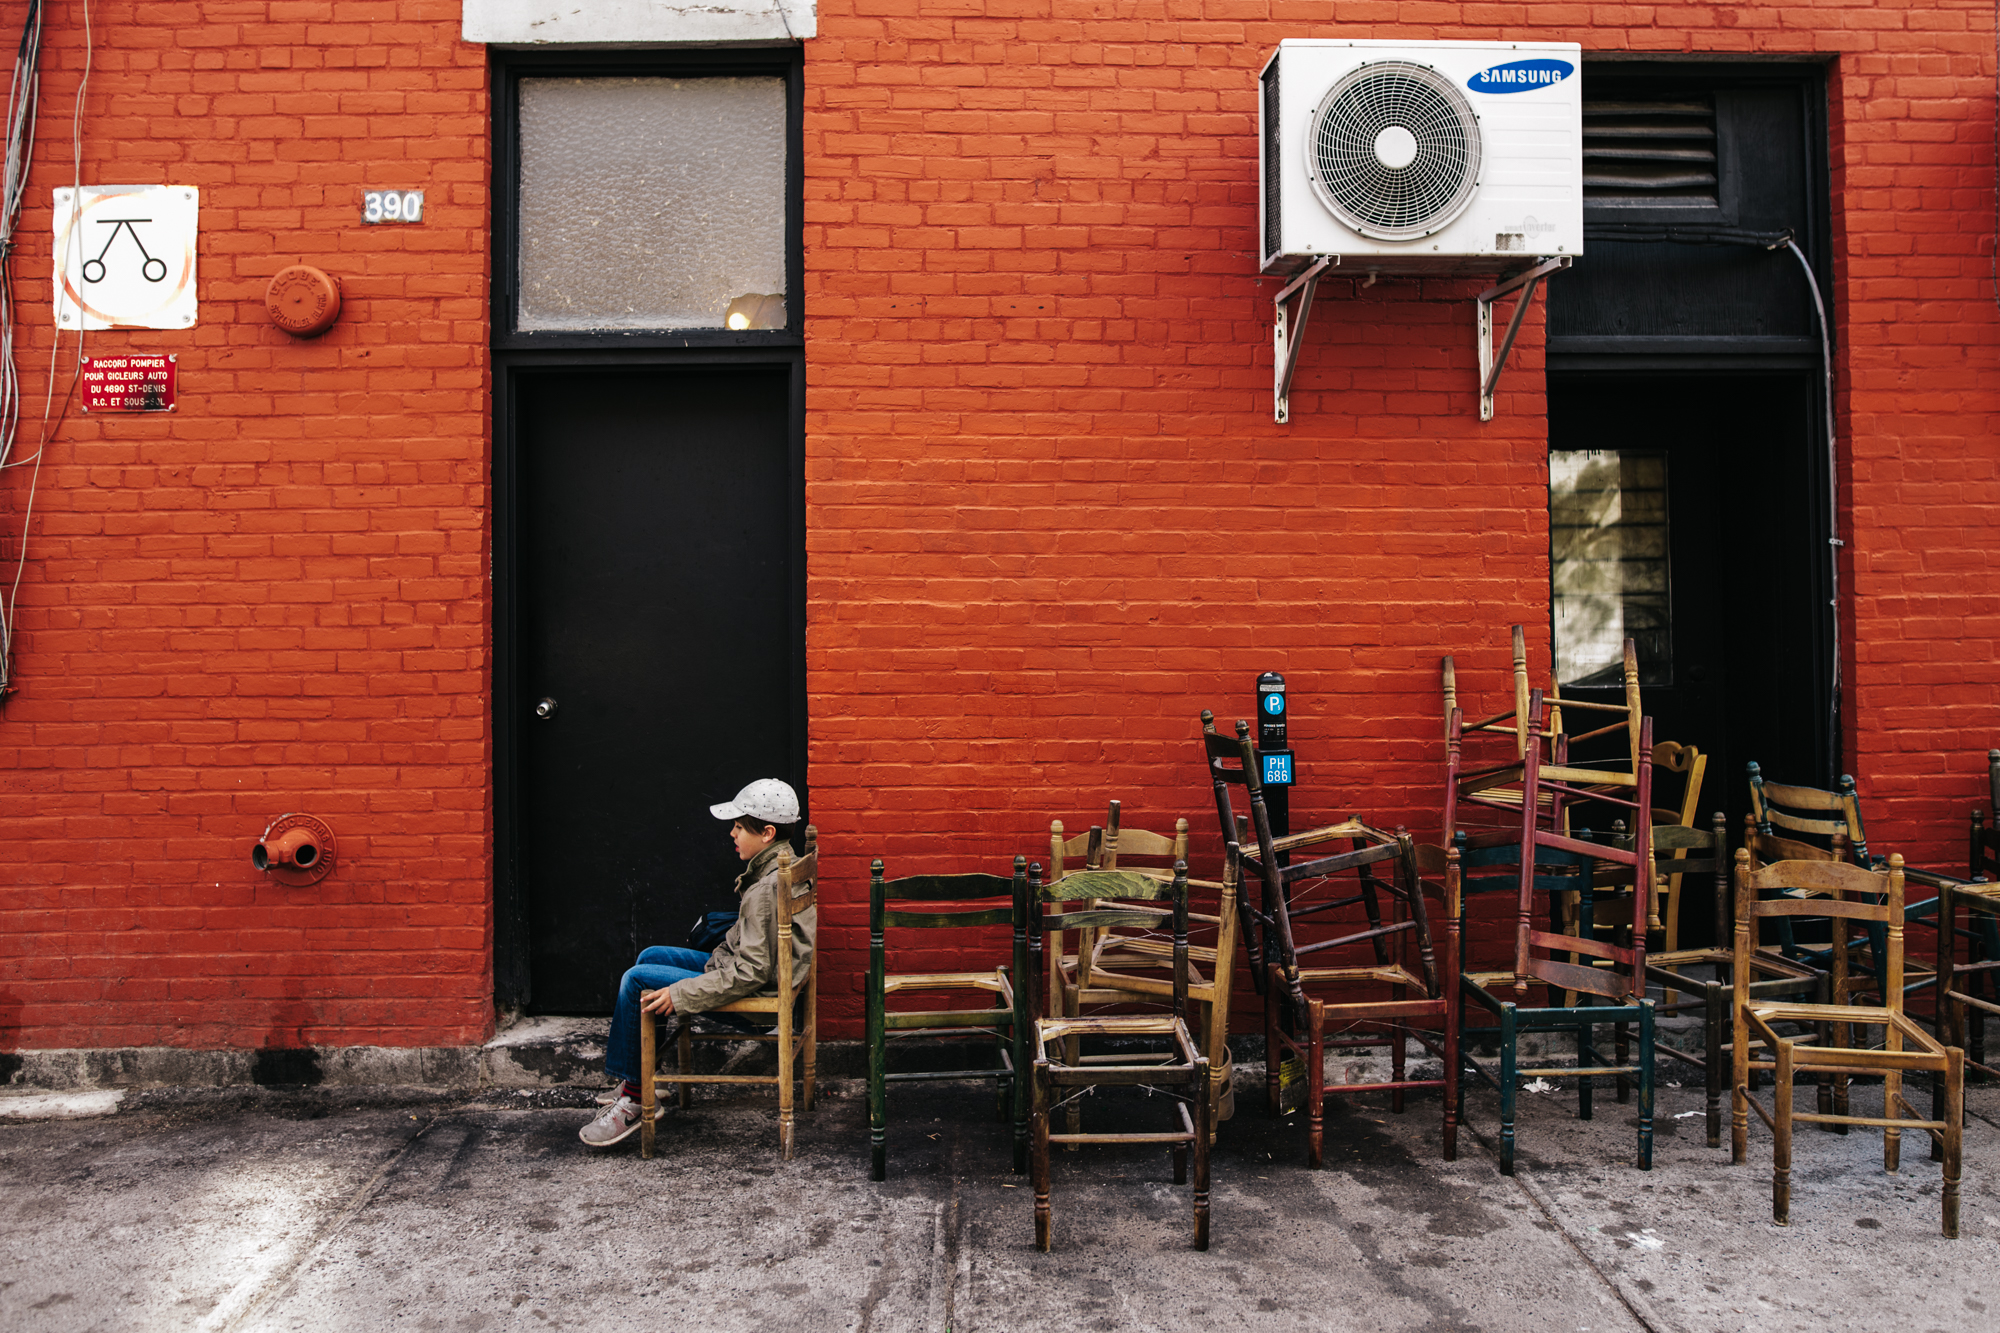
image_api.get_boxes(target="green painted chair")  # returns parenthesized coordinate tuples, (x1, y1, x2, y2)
(865, 855, 1031, 1180)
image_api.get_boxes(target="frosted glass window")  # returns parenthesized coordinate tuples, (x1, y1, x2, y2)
(1550, 450, 1672, 687)
(517, 77, 787, 331)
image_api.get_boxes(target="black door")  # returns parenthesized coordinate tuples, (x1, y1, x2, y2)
(510, 366, 800, 1013)
(1549, 370, 1829, 944)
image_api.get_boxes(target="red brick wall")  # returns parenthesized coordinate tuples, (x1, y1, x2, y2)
(801, 2, 2000, 1032)
(3, 1, 1997, 1053)
(0, 3, 491, 1051)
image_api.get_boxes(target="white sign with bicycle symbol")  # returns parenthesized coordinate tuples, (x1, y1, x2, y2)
(52, 185, 199, 331)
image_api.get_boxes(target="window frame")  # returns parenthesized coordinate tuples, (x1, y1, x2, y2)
(491, 45, 805, 351)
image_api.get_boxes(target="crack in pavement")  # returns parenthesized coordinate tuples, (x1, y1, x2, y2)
(201, 1103, 463, 1333)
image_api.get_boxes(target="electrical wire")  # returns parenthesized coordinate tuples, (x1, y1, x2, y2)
(0, 0, 84, 701)
(1586, 222, 1843, 784)
(1776, 235, 1843, 790)
(0, 2, 41, 474)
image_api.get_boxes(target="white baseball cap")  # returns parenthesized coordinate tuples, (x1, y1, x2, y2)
(710, 778, 800, 825)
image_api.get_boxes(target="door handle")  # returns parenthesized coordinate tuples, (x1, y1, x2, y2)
(535, 697, 559, 720)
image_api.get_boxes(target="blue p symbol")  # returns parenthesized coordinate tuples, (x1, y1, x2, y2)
(1262, 692, 1285, 716)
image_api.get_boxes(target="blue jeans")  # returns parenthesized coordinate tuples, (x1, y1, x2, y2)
(605, 946, 709, 1084)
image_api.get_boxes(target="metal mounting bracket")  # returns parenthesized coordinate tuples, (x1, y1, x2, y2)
(1476, 255, 1570, 422)
(1272, 256, 1336, 424)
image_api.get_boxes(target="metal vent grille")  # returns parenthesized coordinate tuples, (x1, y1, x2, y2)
(1306, 61, 1482, 240)
(1582, 96, 1718, 203)
(1263, 62, 1281, 258)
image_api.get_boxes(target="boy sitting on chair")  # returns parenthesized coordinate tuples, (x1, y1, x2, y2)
(580, 778, 815, 1147)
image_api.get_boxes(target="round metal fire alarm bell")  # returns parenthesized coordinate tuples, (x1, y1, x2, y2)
(266, 265, 341, 337)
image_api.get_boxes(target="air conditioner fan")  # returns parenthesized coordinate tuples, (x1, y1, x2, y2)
(1306, 61, 1483, 240)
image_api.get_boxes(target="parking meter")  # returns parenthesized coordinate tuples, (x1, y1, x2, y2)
(1257, 671, 1291, 838)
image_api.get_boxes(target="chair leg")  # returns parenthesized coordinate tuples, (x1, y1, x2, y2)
(1576, 1010, 1593, 1123)
(1812, 971, 1834, 1127)
(1944, 1046, 1963, 1239)
(776, 1012, 795, 1162)
(1499, 1004, 1519, 1176)
(1884, 1059, 1902, 1174)
(803, 982, 819, 1112)
(1391, 1018, 1407, 1114)
(868, 1022, 887, 1183)
(1013, 1019, 1030, 1175)
(1263, 982, 1282, 1115)
(1032, 1061, 1053, 1253)
(1614, 1019, 1630, 1104)
(1704, 981, 1723, 1150)
(641, 1011, 657, 1160)
(1636, 999, 1655, 1171)
(1442, 1001, 1461, 1163)
(677, 1022, 693, 1111)
(1193, 1059, 1212, 1252)
(1307, 1001, 1326, 1169)
(1831, 1012, 1851, 1132)
(1772, 1041, 1794, 1226)
(1063, 1030, 1082, 1147)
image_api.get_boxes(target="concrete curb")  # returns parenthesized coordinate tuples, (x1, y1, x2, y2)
(3, 1014, 1663, 1093)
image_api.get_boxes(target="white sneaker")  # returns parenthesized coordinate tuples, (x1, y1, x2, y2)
(579, 1096, 649, 1148)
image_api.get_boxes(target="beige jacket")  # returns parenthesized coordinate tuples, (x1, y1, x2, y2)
(666, 840, 816, 1014)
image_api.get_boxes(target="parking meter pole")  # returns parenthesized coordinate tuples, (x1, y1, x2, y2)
(1257, 672, 1291, 841)
(1256, 671, 1300, 1049)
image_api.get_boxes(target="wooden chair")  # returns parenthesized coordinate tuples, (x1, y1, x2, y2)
(1045, 802, 1239, 1135)
(1198, 709, 1457, 1148)
(1198, 709, 1410, 1014)
(1458, 823, 1657, 1175)
(1262, 834, 1461, 1166)
(1028, 863, 1210, 1251)
(1648, 741, 1709, 953)
(1442, 625, 1647, 845)
(1731, 851, 1964, 1236)
(640, 828, 819, 1160)
(1745, 764, 1941, 1010)
(1935, 748, 2000, 1082)
(1641, 815, 1823, 1148)
(866, 855, 1031, 1181)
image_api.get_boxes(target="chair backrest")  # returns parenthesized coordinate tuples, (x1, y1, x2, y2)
(1031, 864, 1190, 1022)
(1411, 840, 1463, 987)
(1651, 741, 1708, 829)
(1734, 850, 1906, 1014)
(869, 855, 1032, 991)
(1650, 813, 1728, 943)
(1199, 709, 1264, 852)
(1049, 800, 1189, 879)
(773, 826, 819, 995)
(1441, 623, 1540, 760)
(1746, 761, 1867, 865)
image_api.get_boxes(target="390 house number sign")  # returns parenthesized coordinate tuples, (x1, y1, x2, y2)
(80, 354, 177, 412)
(362, 190, 424, 224)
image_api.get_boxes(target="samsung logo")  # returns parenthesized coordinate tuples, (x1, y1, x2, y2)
(1468, 59, 1575, 94)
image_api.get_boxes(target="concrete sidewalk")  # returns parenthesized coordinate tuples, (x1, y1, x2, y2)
(0, 1072, 1994, 1332)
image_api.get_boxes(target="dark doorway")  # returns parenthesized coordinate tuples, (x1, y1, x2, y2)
(1548, 372, 1830, 918)
(1545, 61, 1833, 948)
(491, 45, 807, 1014)
(506, 365, 801, 1013)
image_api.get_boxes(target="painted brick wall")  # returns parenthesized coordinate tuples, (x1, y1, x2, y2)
(3, 0, 1997, 1054)
(801, 1, 2000, 1033)
(0, 3, 492, 1052)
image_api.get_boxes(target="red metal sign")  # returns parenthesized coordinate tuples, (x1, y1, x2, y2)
(80, 354, 177, 412)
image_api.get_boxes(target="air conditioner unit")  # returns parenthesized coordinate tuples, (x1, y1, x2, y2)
(1259, 39, 1583, 275)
